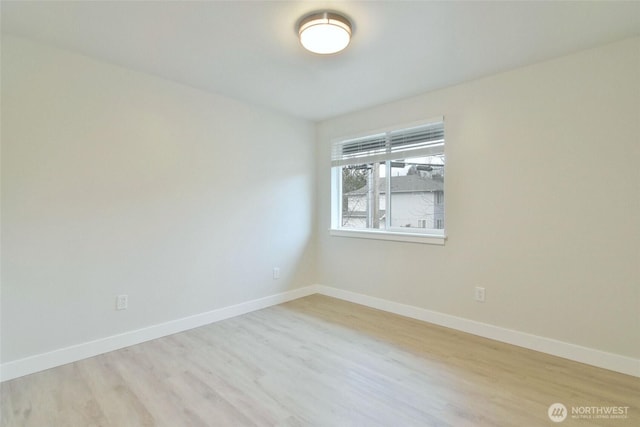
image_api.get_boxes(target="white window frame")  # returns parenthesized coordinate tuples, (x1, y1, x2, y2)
(330, 117, 446, 245)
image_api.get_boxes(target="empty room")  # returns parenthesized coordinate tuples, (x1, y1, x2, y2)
(1, 1, 639, 426)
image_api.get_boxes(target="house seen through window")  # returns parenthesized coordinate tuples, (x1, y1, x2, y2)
(331, 119, 445, 237)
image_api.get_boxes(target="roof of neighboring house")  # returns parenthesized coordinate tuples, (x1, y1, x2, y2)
(342, 210, 386, 219)
(346, 174, 443, 195)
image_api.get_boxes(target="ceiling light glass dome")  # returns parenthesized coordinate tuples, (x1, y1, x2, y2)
(298, 12, 352, 55)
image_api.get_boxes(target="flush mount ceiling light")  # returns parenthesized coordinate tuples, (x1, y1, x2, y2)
(298, 11, 352, 54)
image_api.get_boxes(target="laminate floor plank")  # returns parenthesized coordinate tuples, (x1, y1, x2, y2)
(2, 294, 638, 426)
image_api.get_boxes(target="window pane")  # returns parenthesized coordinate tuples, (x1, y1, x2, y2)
(341, 163, 386, 229)
(389, 155, 445, 230)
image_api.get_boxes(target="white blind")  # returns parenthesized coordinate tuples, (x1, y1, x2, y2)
(331, 119, 444, 167)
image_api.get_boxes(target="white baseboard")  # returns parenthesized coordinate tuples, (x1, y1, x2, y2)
(0, 286, 317, 382)
(313, 285, 640, 378)
(3, 284, 637, 382)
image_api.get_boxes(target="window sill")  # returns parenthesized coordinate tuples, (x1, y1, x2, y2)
(329, 228, 446, 245)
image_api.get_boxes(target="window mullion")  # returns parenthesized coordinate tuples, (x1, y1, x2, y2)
(385, 159, 391, 229)
(384, 132, 392, 230)
(336, 167, 343, 228)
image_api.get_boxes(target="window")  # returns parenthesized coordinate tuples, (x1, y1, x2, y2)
(331, 119, 445, 243)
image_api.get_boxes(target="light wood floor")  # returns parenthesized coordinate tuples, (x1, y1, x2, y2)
(1, 295, 638, 426)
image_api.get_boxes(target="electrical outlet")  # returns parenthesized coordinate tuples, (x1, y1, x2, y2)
(116, 294, 128, 310)
(474, 287, 485, 302)
(273, 267, 280, 280)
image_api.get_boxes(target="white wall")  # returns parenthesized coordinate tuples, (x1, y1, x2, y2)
(2, 34, 638, 375)
(316, 37, 640, 360)
(1, 36, 316, 363)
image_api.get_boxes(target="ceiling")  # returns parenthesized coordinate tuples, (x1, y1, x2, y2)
(2, 1, 639, 121)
